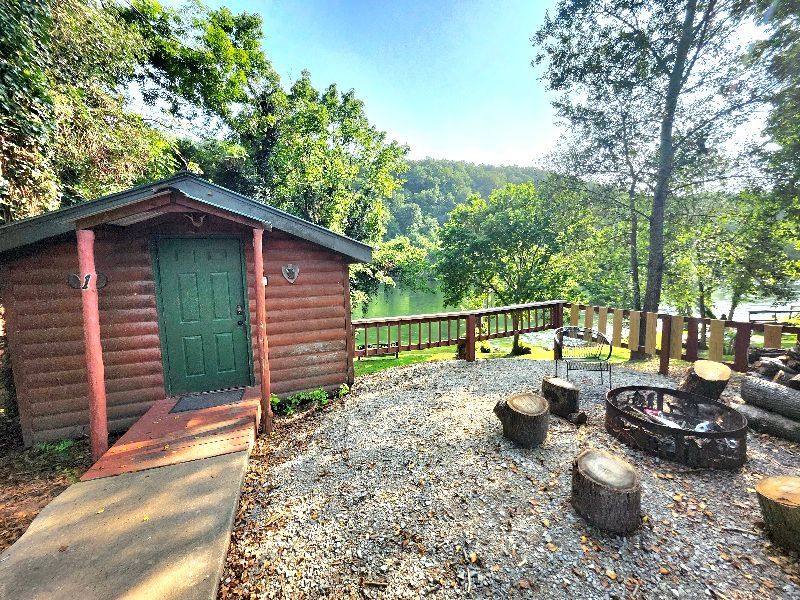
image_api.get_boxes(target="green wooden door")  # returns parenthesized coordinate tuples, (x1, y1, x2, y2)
(155, 237, 252, 394)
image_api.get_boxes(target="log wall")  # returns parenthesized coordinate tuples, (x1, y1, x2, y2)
(0, 212, 351, 445)
(262, 230, 350, 395)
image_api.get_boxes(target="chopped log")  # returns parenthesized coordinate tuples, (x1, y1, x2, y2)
(749, 347, 788, 362)
(494, 392, 549, 448)
(740, 375, 800, 421)
(771, 369, 800, 387)
(541, 376, 579, 417)
(787, 374, 800, 391)
(677, 360, 731, 400)
(753, 357, 797, 378)
(755, 476, 800, 552)
(735, 403, 800, 443)
(571, 449, 641, 536)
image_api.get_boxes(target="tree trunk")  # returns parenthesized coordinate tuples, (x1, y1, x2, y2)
(642, 0, 698, 314)
(541, 376, 580, 418)
(628, 187, 641, 311)
(740, 376, 800, 421)
(677, 360, 731, 400)
(755, 476, 800, 552)
(571, 449, 641, 536)
(511, 332, 522, 355)
(494, 392, 549, 448)
(736, 403, 800, 443)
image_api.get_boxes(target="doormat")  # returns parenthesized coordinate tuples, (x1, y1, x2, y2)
(170, 388, 246, 413)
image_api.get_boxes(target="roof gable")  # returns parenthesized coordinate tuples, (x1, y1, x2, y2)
(0, 173, 373, 263)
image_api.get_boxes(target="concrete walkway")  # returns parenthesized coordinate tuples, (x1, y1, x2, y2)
(0, 389, 263, 600)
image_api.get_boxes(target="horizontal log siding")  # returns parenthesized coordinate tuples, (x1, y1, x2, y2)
(2, 212, 351, 445)
(262, 231, 349, 396)
(2, 232, 168, 444)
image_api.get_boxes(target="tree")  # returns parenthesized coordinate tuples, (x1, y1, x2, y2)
(749, 0, 800, 224)
(437, 183, 584, 354)
(0, 0, 58, 224)
(120, 0, 277, 124)
(534, 0, 766, 314)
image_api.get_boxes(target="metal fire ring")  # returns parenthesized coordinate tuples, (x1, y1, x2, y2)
(605, 385, 748, 470)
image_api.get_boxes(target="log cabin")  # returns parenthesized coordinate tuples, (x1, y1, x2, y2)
(0, 173, 370, 447)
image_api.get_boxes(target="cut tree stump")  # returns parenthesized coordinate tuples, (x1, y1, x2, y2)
(494, 392, 549, 448)
(541, 376, 579, 417)
(736, 403, 800, 443)
(756, 476, 800, 552)
(571, 449, 641, 536)
(740, 375, 800, 421)
(677, 360, 731, 400)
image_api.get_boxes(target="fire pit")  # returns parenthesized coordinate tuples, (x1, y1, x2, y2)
(606, 386, 747, 469)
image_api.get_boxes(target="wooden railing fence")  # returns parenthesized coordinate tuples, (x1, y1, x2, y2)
(352, 301, 562, 361)
(351, 300, 800, 375)
(563, 303, 800, 375)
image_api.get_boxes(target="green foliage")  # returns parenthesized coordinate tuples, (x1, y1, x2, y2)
(534, 0, 766, 312)
(337, 384, 349, 398)
(270, 388, 331, 415)
(437, 182, 582, 307)
(749, 0, 800, 209)
(437, 182, 588, 353)
(0, 0, 59, 224)
(122, 0, 276, 122)
(350, 236, 433, 311)
(0, 333, 17, 420)
(388, 159, 547, 236)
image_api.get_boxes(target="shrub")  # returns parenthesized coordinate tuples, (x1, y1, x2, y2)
(270, 388, 330, 415)
(338, 383, 350, 398)
(510, 341, 532, 356)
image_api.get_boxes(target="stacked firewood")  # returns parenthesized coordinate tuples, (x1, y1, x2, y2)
(736, 345, 800, 442)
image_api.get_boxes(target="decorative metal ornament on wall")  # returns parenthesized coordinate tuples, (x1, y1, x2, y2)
(281, 264, 300, 284)
(68, 272, 108, 290)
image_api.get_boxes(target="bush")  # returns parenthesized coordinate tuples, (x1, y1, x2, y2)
(0, 334, 18, 421)
(510, 340, 532, 356)
(270, 388, 331, 415)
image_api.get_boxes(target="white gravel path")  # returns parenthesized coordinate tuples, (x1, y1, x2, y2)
(220, 358, 800, 600)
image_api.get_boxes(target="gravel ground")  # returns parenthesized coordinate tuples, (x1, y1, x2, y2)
(220, 359, 800, 599)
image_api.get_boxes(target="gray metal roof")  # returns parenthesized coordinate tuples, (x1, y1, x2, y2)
(0, 173, 373, 263)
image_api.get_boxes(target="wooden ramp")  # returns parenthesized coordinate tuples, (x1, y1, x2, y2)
(81, 387, 261, 481)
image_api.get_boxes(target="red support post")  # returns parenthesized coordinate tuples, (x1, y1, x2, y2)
(733, 322, 752, 372)
(465, 314, 476, 362)
(76, 229, 108, 462)
(659, 315, 672, 376)
(253, 228, 273, 433)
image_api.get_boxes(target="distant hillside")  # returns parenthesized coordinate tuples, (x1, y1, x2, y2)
(386, 158, 547, 238)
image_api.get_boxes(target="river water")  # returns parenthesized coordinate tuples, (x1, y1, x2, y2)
(356, 284, 799, 322)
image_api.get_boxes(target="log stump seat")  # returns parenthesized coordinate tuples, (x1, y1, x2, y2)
(756, 475, 800, 552)
(494, 392, 549, 449)
(571, 448, 642, 536)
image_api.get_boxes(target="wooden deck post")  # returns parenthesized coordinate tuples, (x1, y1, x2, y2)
(253, 228, 273, 433)
(466, 314, 477, 362)
(733, 322, 752, 372)
(76, 229, 108, 461)
(659, 315, 672, 376)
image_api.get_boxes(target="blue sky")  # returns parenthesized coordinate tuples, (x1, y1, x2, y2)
(203, 0, 560, 166)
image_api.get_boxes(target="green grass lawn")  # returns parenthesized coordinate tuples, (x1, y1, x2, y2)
(353, 338, 663, 378)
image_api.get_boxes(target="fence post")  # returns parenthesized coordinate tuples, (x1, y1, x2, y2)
(659, 315, 672, 375)
(733, 322, 752, 372)
(466, 314, 476, 362)
(685, 318, 699, 362)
